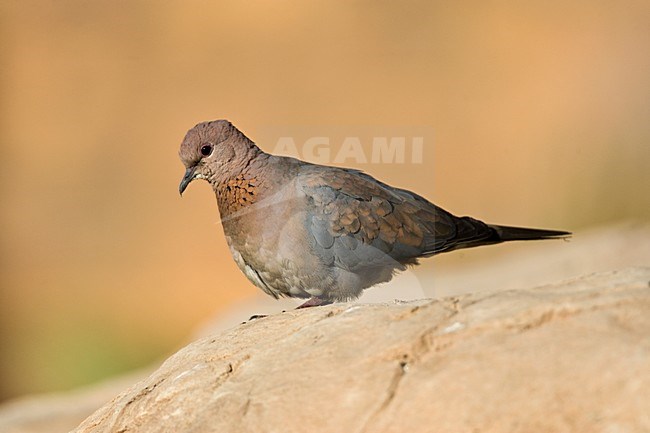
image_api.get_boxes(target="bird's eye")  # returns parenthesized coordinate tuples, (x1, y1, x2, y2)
(200, 144, 213, 156)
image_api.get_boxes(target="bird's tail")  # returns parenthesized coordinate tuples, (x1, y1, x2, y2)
(488, 225, 571, 242)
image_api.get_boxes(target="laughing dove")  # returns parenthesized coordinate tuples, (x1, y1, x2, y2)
(179, 120, 570, 308)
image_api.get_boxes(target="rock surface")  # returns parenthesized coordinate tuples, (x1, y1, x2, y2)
(70, 267, 650, 433)
(2, 223, 650, 433)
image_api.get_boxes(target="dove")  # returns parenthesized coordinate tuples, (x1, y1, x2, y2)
(179, 120, 570, 308)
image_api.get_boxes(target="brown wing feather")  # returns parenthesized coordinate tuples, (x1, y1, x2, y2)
(298, 165, 487, 271)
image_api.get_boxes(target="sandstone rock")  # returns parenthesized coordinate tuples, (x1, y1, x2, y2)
(71, 267, 650, 433)
(2, 223, 649, 433)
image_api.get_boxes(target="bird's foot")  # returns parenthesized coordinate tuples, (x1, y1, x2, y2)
(295, 297, 333, 309)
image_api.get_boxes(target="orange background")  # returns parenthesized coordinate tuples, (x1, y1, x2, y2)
(1, 0, 649, 400)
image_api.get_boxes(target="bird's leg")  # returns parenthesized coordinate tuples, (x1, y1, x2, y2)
(295, 297, 333, 309)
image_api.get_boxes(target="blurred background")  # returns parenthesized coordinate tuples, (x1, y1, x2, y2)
(1, 0, 649, 402)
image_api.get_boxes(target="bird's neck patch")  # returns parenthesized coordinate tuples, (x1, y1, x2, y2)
(216, 175, 259, 215)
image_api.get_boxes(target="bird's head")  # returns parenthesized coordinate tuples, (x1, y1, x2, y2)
(178, 119, 258, 195)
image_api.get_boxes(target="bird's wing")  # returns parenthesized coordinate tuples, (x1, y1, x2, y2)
(297, 166, 493, 272)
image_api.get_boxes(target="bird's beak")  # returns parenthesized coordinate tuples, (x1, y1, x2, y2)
(179, 166, 197, 196)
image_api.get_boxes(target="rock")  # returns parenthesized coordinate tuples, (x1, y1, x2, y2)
(2, 223, 649, 433)
(70, 267, 650, 433)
